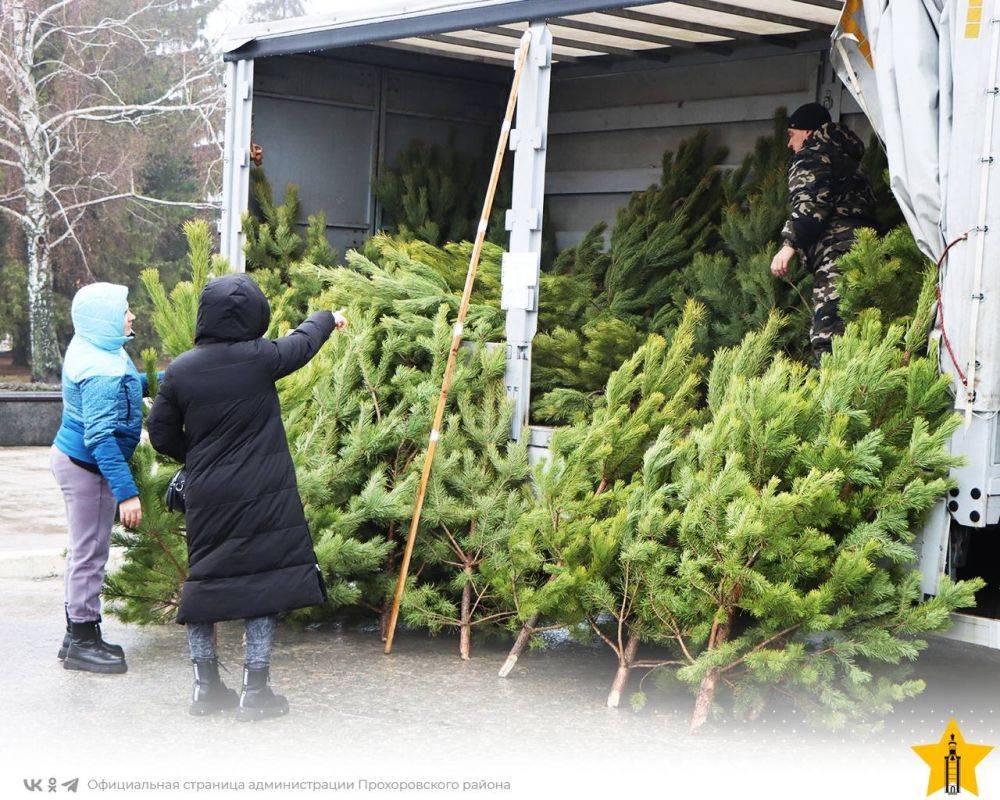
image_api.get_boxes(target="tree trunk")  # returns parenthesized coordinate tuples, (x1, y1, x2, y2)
(459, 565, 472, 661)
(498, 474, 604, 678)
(606, 631, 641, 709)
(11, 3, 60, 383)
(498, 611, 538, 677)
(689, 609, 737, 733)
(379, 524, 399, 641)
(26, 224, 60, 382)
(378, 604, 390, 642)
(689, 666, 719, 732)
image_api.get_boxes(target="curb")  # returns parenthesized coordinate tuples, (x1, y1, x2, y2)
(0, 547, 124, 579)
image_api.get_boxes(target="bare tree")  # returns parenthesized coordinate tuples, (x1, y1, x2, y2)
(0, 0, 220, 380)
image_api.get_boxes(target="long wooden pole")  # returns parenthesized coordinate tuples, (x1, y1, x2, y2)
(383, 30, 533, 655)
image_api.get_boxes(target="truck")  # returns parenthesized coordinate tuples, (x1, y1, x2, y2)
(219, 0, 1000, 646)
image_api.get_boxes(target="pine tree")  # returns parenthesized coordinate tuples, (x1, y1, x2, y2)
(139, 219, 225, 357)
(243, 167, 338, 277)
(397, 354, 532, 658)
(374, 136, 484, 247)
(679, 110, 812, 358)
(99, 130, 951, 732)
(269, 236, 538, 658)
(103, 350, 189, 623)
(531, 318, 648, 424)
(861, 135, 906, 234)
(499, 265, 979, 730)
(373, 136, 553, 269)
(549, 129, 727, 329)
(837, 225, 930, 325)
(530, 131, 727, 421)
(594, 280, 979, 730)
(495, 301, 706, 676)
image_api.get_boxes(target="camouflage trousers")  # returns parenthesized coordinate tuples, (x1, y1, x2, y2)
(804, 222, 862, 359)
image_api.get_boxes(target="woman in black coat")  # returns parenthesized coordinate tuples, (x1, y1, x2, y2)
(148, 273, 345, 721)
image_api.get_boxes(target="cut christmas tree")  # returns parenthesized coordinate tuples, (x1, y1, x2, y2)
(515, 274, 979, 729)
(243, 167, 339, 277)
(496, 301, 706, 677)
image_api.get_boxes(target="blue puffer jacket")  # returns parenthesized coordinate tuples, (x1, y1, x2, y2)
(53, 283, 150, 503)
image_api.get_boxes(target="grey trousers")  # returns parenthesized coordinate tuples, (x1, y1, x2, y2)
(187, 616, 277, 670)
(50, 446, 117, 623)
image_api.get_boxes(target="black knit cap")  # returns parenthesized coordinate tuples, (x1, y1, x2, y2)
(788, 102, 832, 131)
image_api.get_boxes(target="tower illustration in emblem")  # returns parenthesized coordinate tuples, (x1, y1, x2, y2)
(946, 733, 962, 794)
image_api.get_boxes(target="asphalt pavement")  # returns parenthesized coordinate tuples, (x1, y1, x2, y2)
(4, 446, 1000, 798)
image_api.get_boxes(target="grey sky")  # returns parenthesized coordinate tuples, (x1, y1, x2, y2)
(205, 0, 414, 45)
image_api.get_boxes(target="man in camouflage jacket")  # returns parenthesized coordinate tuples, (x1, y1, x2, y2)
(771, 102, 876, 358)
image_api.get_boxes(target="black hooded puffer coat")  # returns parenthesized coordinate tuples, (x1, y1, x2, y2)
(147, 273, 336, 624)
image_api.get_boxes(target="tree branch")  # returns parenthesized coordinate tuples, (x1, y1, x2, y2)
(0, 202, 29, 226)
(57, 184, 219, 214)
(44, 70, 215, 132)
(28, 0, 82, 46)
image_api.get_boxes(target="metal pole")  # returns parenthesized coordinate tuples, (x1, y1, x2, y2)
(503, 22, 552, 441)
(219, 59, 254, 271)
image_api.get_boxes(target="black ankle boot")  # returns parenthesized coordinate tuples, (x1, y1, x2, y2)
(58, 607, 71, 660)
(59, 611, 123, 660)
(236, 665, 289, 721)
(63, 621, 127, 674)
(94, 620, 124, 657)
(190, 659, 239, 716)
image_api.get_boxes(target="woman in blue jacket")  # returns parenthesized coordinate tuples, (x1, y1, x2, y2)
(51, 282, 154, 674)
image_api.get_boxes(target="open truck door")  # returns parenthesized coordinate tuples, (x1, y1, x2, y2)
(834, 0, 1000, 599)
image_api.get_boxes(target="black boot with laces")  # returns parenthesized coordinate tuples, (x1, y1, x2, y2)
(59, 610, 123, 660)
(190, 658, 239, 716)
(63, 621, 127, 674)
(236, 665, 289, 721)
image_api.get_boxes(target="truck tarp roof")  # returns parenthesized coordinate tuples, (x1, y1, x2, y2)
(222, 1, 841, 64)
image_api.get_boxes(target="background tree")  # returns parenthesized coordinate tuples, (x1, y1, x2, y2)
(242, 0, 305, 23)
(0, 0, 220, 380)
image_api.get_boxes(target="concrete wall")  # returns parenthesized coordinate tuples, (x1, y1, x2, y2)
(0, 394, 62, 447)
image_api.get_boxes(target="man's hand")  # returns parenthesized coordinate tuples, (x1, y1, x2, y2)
(333, 308, 348, 331)
(119, 496, 142, 529)
(770, 244, 796, 278)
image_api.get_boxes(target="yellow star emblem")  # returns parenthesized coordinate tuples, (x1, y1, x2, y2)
(912, 718, 993, 796)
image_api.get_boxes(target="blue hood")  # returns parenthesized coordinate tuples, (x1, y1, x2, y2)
(71, 282, 130, 351)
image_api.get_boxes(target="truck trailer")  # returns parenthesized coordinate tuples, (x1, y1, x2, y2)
(218, 0, 1000, 647)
